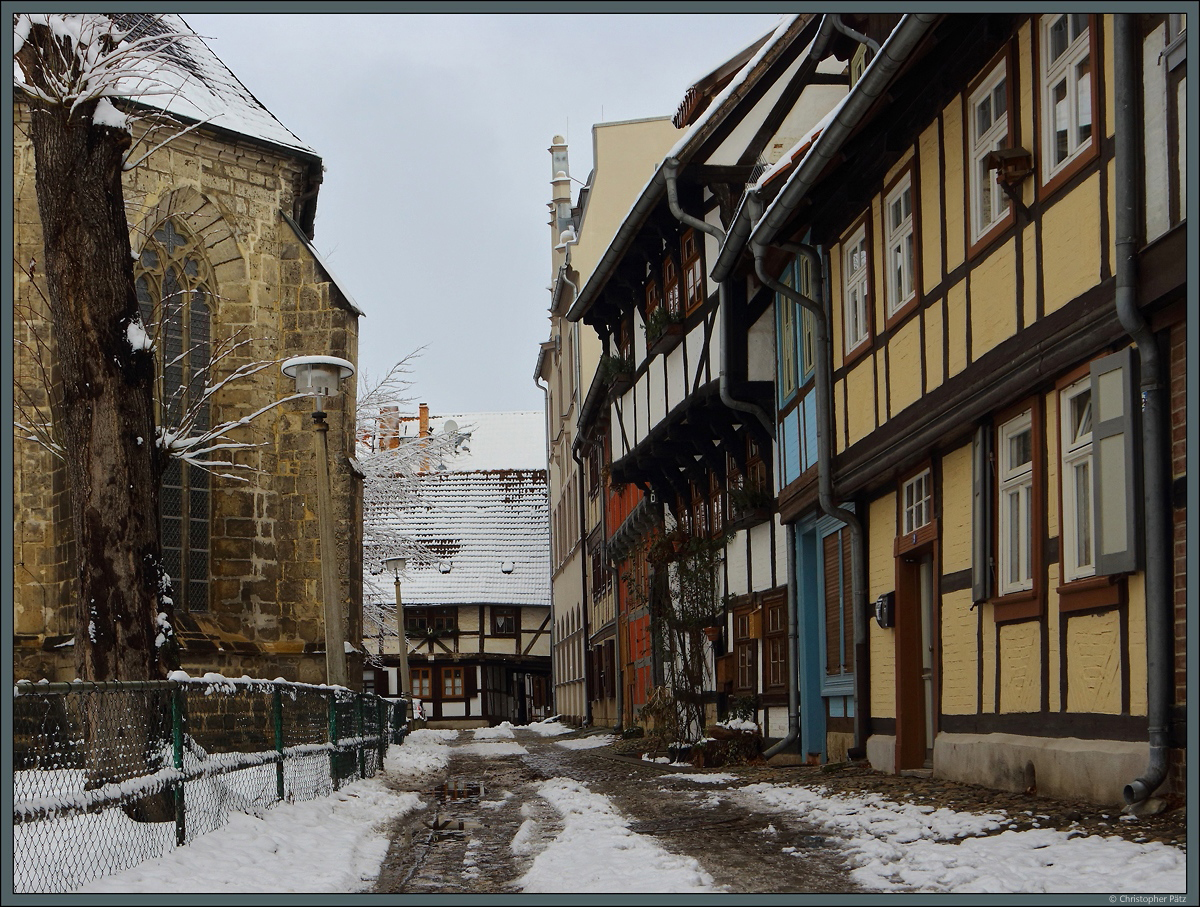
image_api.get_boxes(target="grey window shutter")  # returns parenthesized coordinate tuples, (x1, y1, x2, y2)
(1091, 347, 1142, 575)
(972, 424, 994, 603)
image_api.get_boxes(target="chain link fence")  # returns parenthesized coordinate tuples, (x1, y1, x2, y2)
(12, 677, 409, 893)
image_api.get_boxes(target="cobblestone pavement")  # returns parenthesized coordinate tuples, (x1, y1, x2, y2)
(372, 727, 1187, 895)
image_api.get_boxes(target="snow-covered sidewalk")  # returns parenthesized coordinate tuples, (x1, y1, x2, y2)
(738, 781, 1188, 893)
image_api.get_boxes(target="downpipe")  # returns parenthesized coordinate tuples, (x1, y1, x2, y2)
(664, 161, 774, 436)
(1114, 15, 1171, 808)
(571, 444, 594, 728)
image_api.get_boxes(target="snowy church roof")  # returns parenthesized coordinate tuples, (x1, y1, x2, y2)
(368, 411, 549, 608)
(14, 13, 317, 159)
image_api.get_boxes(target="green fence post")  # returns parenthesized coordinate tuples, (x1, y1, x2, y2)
(273, 685, 285, 802)
(328, 690, 339, 792)
(377, 696, 387, 768)
(357, 694, 366, 780)
(172, 684, 186, 847)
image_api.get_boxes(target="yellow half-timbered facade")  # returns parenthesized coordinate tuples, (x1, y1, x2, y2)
(715, 12, 1186, 805)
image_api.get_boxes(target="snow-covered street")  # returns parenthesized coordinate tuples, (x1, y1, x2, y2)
(75, 721, 1188, 896)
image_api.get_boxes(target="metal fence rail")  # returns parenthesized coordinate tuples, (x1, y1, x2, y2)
(12, 677, 408, 893)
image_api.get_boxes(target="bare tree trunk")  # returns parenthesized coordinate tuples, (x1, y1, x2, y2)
(20, 22, 178, 823)
(19, 28, 169, 683)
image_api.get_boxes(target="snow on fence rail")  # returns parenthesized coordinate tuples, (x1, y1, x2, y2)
(12, 675, 409, 893)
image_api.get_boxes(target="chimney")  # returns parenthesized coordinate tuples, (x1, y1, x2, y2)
(419, 402, 429, 438)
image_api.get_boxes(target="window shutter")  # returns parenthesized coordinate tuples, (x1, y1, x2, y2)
(464, 665, 478, 699)
(1091, 347, 1142, 575)
(971, 424, 994, 602)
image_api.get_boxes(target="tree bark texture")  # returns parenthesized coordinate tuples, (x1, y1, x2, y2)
(19, 25, 169, 683)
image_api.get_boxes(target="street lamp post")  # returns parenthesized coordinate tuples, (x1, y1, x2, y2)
(383, 556, 409, 701)
(282, 355, 355, 688)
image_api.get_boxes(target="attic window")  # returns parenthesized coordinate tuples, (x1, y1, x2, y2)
(500, 560, 515, 574)
(438, 561, 452, 574)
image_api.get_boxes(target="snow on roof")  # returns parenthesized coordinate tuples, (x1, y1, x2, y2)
(108, 14, 317, 158)
(384, 411, 547, 472)
(368, 410, 549, 608)
(378, 469, 549, 608)
(753, 90, 850, 191)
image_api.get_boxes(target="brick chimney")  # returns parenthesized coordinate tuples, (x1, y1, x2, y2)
(419, 402, 429, 438)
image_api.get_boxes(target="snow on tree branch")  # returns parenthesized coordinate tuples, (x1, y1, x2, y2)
(356, 352, 472, 646)
(14, 14, 192, 119)
(13, 13, 224, 168)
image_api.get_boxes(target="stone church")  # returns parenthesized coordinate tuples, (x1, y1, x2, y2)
(13, 14, 364, 685)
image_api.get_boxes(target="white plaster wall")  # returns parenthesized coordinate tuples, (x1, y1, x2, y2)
(748, 305, 776, 382)
(750, 520, 774, 591)
(666, 342, 686, 410)
(1142, 23, 1171, 241)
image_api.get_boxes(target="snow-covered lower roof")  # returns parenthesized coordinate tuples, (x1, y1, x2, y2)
(365, 410, 549, 608)
(377, 469, 549, 608)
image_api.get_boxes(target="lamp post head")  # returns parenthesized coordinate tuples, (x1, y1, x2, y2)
(281, 356, 355, 411)
(383, 556, 407, 578)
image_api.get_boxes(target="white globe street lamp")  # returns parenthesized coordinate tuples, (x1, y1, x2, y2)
(282, 355, 355, 687)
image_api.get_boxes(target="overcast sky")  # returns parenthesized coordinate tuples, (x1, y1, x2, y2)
(183, 13, 785, 415)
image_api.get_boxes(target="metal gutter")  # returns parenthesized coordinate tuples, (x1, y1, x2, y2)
(564, 14, 812, 325)
(712, 14, 939, 283)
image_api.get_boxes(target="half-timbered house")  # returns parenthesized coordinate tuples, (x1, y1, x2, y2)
(565, 14, 846, 738)
(366, 410, 552, 727)
(538, 119, 678, 727)
(714, 12, 1187, 805)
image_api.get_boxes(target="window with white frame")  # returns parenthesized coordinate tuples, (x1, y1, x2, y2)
(998, 410, 1034, 594)
(903, 469, 932, 535)
(1060, 377, 1095, 582)
(884, 175, 915, 315)
(843, 225, 870, 353)
(1040, 14, 1093, 181)
(970, 61, 1010, 240)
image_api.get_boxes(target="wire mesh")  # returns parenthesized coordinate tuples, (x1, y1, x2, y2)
(12, 678, 405, 893)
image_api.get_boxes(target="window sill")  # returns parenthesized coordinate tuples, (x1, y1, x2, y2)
(991, 589, 1041, 622)
(1058, 573, 1126, 613)
(967, 210, 1016, 261)
(842, 337, 873, 370)
(883, 293, 920, 332)
(1038, 140, 1099, 203)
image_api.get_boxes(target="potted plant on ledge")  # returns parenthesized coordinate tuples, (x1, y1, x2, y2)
(728, 481, 773, 526)
(598, 352, 634, 396)
(644, 305, 685, 356)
